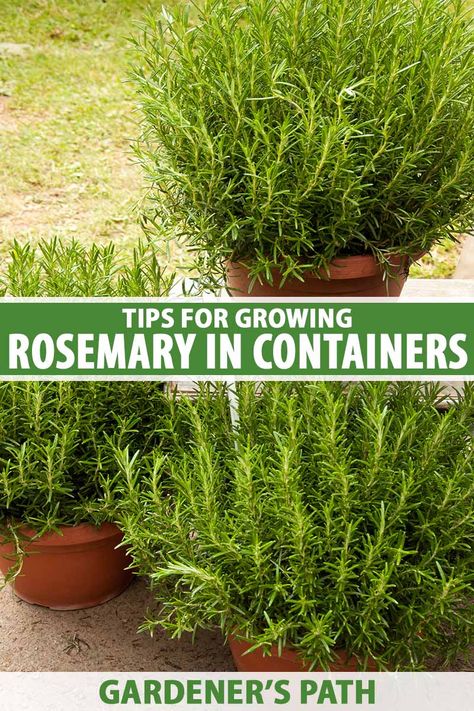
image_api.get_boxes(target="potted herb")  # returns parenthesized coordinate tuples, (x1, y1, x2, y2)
(0, 380, 166, 609)
(135, 0, 474, 296)
(114, 382, 474, 670)
(0, 237, 172, 609)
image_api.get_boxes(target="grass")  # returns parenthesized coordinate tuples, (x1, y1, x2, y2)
(410, 237, 465, 278)
(0, 0, 171, 258)
(0, 0, 466, 277)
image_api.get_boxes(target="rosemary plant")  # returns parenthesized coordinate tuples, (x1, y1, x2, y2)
(134, 0, 474, 287)
(0, 237, 171, 579)
(114, 382, 474, 670)
(0, 381, 167, 535)
(0, 237, 173, 297)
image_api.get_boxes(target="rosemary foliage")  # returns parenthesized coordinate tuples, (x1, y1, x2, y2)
(134, 0, 474, 288)
(0, 237, 170, 573)
(115, 382, 474, 670)
(0, 237, 173, 297)
(0, 381, 166, 532)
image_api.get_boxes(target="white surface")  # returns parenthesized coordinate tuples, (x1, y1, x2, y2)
(404, 279, 474, 297)
(0, 672, 473, 711)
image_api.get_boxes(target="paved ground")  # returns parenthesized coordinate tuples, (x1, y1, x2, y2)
(0, 578, 234, 672)
(0, 577, 472, 672)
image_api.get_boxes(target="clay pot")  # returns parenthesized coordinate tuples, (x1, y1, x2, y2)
(227, 254, 416, 297)
(0, 522, 133, 610)
(229, 636, 378, 672)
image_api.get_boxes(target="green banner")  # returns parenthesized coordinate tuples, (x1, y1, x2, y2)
(0, 299, 471, 379)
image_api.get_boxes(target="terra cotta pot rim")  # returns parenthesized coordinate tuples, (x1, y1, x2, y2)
(5, 521, 121, 549)
(0, 521, 132, 609)
(228, 252, 423, 281)
(229, 634, 378, 671)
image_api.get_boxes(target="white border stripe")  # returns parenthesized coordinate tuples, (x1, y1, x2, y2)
(0, 672, 472, 711)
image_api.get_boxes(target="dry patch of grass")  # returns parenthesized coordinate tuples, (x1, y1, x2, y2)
(410, 236, 465, 279)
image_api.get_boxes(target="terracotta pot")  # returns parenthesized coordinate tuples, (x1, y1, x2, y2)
(229, 636, 378, 672)
(0, 522, 133, 610)
(227, 254, 416, 297)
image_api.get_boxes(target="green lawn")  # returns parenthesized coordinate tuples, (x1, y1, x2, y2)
(0, 0, 169, 256)
(0, 0, 464, 277)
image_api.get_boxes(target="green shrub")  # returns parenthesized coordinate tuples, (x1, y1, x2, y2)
(0, 381, 167, 532)
(115, 382, 474, 670)
(0, 237, 171, 577)
(134, 0, 474, 287)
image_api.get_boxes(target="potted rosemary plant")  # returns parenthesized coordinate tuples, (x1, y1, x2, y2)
(135, 0, 474, 296)
(115, 382, 474, 670)
(0, 238, 171, 609)
(0, 380, 166, 610)
(0, 382, 168, 609)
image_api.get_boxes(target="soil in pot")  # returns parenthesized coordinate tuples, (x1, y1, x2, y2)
(0, 522, 133, 610)
(229, 636, 378, 672)
(227, 254, 415, 297)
